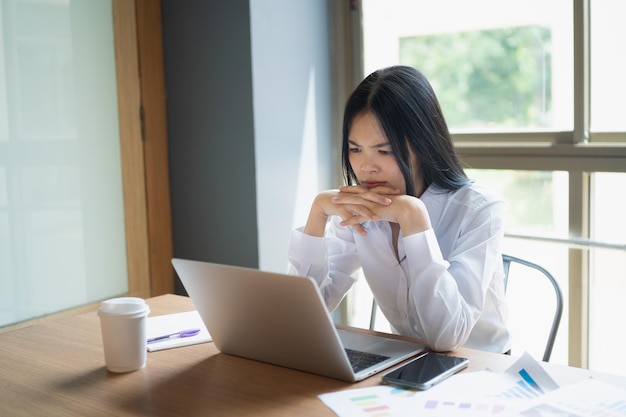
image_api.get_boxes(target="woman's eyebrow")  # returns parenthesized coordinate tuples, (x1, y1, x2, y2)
(348, 139, 391, 149)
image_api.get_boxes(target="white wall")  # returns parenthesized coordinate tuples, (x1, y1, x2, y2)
(250, 0, 334, 273)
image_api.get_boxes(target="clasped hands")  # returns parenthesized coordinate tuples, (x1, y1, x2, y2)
(331, 185, 400, 236)
(305, 185, 430, 237)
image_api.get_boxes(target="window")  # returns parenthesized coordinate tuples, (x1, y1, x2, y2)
(362, 0, 572, 133)
(589, 173, 626, 375)
(353, 0, 626, 373)
(468, 169, 570, 363)
(590, 2, 626, 133)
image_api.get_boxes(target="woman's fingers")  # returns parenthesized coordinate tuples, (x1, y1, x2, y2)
(329, 185, 406, 235)
(331, 187, 393, 224)
(338, 184, 402, 195)
(335, 185, 400, 206)
(332, 191, 392, 207)
(339, 213, 369, 236)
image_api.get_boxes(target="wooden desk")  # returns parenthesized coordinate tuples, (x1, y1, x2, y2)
(1, 294, 625, 416)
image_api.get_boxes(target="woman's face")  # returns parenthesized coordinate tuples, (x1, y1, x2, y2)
(347, 112, 409, 193)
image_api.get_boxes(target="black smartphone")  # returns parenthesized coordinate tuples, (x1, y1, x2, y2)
(381, 352, 469, 390)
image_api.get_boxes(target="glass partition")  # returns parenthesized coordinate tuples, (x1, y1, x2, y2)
(0, 0, 127, 326)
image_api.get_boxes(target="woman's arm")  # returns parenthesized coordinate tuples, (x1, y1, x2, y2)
(289, 215, 363, 311)
(403, 199, 505, 351)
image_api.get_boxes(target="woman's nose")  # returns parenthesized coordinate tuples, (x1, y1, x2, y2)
(360, 157, 378, 173)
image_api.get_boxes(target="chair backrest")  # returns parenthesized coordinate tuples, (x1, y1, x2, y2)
(501, 254, 563, 362)
(368, 254, 563, 362)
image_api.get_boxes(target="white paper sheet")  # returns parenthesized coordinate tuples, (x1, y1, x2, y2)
(318, 352, 566, 417)
(504, 378, 626, 416)
(146, 311, 212, 352)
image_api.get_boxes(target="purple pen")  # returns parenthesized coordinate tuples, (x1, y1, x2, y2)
(147, 328, 201, 344)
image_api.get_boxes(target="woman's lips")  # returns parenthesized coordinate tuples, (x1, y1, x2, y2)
(363, 181, 386, 189)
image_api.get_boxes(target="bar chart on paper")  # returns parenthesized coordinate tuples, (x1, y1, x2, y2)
(423, 399, 507, 414)
(319, 385, 516, 417)
(347, 389, 418, 416)
(349, 392, 391, 416)
(496, 368, 544, 399)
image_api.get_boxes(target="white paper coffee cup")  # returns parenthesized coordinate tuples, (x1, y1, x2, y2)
(98, 297, 150, 372)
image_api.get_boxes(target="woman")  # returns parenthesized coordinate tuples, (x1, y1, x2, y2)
(288, 65, 510, 353)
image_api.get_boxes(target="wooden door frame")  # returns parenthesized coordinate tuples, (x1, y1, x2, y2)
(114, 0, 173, 298)
(135, 0, 174, 296)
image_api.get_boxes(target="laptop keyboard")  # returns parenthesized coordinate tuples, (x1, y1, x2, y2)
(345, 348, 390, 373)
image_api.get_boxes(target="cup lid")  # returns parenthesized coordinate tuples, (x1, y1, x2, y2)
(98, 297, 149, 316)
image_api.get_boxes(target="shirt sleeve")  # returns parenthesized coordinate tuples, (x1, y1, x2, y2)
(287, 217, 362, 311)
(403, 199, 505, 352)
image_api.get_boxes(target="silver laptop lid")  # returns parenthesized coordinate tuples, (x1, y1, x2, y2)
(173, 258, 357, 380)
(172, 258, 424, 381)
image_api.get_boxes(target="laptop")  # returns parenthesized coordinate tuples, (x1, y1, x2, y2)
(172, 258, 426, 382)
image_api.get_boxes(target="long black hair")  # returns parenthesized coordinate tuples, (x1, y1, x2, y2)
(342, 65, 469, 196)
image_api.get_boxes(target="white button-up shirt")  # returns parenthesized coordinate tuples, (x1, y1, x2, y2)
(288, 183, 511, 353)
